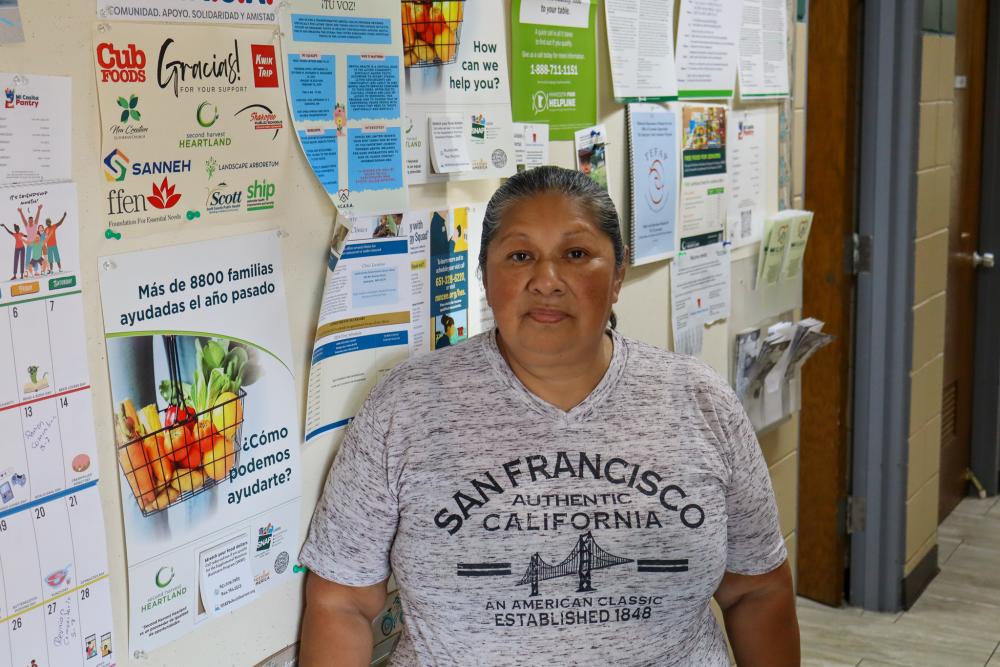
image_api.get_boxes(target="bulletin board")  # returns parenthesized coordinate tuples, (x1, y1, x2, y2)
(0, 1, 798, 665)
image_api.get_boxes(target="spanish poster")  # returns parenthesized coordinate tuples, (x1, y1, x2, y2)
(401, 1, 516, 184)
(679, 104, 727, 249)
(93, 22, 289, 236)
(511, 0, 598, 141)
(0, 182, 117, 667)
(0, 72, 71, 186)
(97, 0, 277, 24)
(279, 0, 407, 215)
(98, 231, 301, 653)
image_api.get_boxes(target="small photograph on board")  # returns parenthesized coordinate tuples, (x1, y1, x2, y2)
(682, 106, 726, 151)
(372, 213, 404, 238)
(575, 124, 609, 189)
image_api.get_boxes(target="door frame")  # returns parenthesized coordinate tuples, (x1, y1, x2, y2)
(849, 0, 922, 612)
(971, 2, 1000, 496)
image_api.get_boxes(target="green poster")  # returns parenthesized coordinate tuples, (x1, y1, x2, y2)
(511, 0, 598, 141)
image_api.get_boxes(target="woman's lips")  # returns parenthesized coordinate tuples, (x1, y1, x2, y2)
(527, 308, 568, 323)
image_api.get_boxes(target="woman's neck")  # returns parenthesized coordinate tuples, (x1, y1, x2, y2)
(497, 331, 614, 412)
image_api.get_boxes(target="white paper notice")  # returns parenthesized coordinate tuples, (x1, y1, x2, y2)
(0, 73, 71, 186)
(604, 0, 677, 101)
(675, 0, 742, 98)
(198, 534, 258, 617)
(726, 108, 767, 247)
(519, 0, 591, 28)
(429, 115, 473, 173)
(513, 123, 550, 170)
(738, 0, 790, 99)
(671, 242, 731, 356)
(98, 0, 277, 23)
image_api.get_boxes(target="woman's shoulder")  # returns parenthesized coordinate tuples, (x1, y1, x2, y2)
(369, 333, 492, 401)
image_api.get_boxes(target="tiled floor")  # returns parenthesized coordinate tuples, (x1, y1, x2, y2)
(799, 495, 1000, 667)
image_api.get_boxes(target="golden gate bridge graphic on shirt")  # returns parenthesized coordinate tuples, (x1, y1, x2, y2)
(456, 531, 689, 597)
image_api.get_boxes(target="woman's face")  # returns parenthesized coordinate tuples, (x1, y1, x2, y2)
(485, 191, 625, 362)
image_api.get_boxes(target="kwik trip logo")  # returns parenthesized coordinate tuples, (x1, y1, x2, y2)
(96, 42, 147, 83)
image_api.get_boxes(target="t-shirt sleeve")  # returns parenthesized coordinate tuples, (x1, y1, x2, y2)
(298, 389, 399, 586)
(721, 392, 788, 575)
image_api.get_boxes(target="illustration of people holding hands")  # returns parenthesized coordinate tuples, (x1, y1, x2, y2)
(1, 221, 26, 280)
(17, 204, 41, 276)
(44, 212, 66, 274)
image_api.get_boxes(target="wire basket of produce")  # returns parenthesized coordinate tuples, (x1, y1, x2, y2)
(402, 0, 465, 68)
(115, 336, 249, 517)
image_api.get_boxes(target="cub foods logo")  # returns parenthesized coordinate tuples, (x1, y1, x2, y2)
(96, 42, 147, 83)
(155, 566, 174, 588)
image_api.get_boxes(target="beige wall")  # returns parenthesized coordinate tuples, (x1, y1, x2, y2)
(905, 33, 956, 576)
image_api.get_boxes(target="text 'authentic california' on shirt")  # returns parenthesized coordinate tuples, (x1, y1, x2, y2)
(300, 329, 787, 666)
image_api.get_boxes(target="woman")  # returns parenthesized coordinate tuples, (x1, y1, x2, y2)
(299, 167, 799, 666)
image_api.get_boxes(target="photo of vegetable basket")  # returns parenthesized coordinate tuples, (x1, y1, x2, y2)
(401, 0, 465, 68)
(115, 336, 249, 517)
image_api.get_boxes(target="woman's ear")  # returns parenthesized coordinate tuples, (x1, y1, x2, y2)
(611, 247, 629, 303)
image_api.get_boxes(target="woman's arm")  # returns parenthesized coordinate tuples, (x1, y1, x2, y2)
(714, 560, 799, 666)
(299, 572, 388, 667)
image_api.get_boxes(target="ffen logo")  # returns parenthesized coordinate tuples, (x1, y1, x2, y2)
(148, 178, 181, 209)
(155, 566, 174, 589)
(103, 149, 130, 182)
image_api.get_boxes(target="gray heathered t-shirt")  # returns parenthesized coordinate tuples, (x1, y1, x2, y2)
(300, 329, 786, 666)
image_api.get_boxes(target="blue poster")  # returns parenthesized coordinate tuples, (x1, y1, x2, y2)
(346, 55, 400, 121)
(298, 129, 338, 193)
(428, 209, 469, 350)
(288, 54, 335, 122)
(347, 127, 403, 193)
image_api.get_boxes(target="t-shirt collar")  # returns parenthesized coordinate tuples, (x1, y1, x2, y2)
(481, 327, 628, 423)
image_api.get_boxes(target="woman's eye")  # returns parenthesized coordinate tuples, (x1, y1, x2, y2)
(567, 249, 589, 260)
(509, 251, 530, 262)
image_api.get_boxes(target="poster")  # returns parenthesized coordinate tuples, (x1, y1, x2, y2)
(93, 23, 289, 236)
(0, 0, 23, 43)
(574, 124, 609, 189)
(726, 107, 767, 247)
(604, 0, 677, 102)
(737, 0, 790, 99)
(304, 207, 490, 439)
(98, 0, 277, 24)
(756, 212, 791, 287)
(280, 0, 407, 215)
(679, 104, 727, 249)
(670, 242, 731, 357)
(511, 0, 598, 140)
(0, 182, 117, 667)
(402, 1, 516, 184)
(98, 231, 301, 653)
(512, 122, 550, 171)
(305, 227, 412, 442)
(626, 104, 678, 265)
(0, 73, 71, 186)
(675, 0, 742, 99)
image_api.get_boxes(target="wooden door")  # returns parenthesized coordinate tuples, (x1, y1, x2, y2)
(939, 0, 989, 521)
(797, 2, 860, 606)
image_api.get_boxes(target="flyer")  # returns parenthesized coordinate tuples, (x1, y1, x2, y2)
(780, 209, 813, 280)
(675, 0, 742, 99)
(574, 124, 609, 189)
(0, 73, 72, 186)
(726, 107, 768, 247)
(401, 1, 516, 184)
(670, 242, 731, 357)
(0, 182, 117, 667)
(511, 0, 598, 140)
(756, 212, 791, 288)
(626, 104, 678, 265)
(304, 206, 490, 439)
(97, 0, 277, 24)
(0, 0, 23, 44)
(512, 122, 550, 171)
(679, 105, 727, 249)
(604, 0, 677, 102)
(305, 228, 412, 442)
(737, 0, 790, 99)
(280, 0, 407, 215)
(93, 23, 289, 235)
(98, 231, 301, 653)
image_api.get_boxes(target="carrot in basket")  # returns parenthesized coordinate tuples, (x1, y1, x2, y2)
(117, 400, 157, 507)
